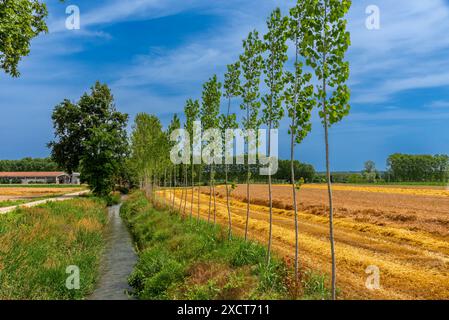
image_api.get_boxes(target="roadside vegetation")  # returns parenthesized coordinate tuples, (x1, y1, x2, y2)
(0, 194, 72, 208)
(0, 198, 107, 299)
(121, 191, 330, 300)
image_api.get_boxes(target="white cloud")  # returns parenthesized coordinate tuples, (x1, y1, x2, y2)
(348, 0, 449, 103)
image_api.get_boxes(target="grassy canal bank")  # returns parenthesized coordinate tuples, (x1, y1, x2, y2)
(121, 191, 330, 300)
(0, 198, 108, 299)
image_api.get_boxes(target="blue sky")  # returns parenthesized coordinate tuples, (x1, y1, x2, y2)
(1, 0, 449, 171)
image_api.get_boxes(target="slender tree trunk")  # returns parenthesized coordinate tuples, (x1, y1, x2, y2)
(267, 121, 273, 265)
(178, 166, 184, 213)
(212, 163, 217, 225)
(322, 2, 336, 298)
(208, 165, 212, 223)
(172, 166, 176, 211)
(198, 168, 202, 223)
(164, 168, 167, 205)
(169, 168, 173, 208)
(225, 97, 233, 239)
(191, 164, 194, 220)
(225, 164, 232, 239)
(244, 106, 251, 241)
(245, 153, 251, 240)
(291, 118, 299, 282)
(292, 27, 300, 282)
(183, 165, 188, 216)
(323, 69, 336, 301)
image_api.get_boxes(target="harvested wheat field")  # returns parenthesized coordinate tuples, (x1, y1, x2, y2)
(0, 186, 85, 200)
(158, 183, 449, 300)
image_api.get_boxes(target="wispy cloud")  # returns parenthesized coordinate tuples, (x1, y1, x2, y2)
(349, 0, 449, 103)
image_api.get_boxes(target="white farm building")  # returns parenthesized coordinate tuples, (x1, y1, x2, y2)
(0, 172, 80, 185)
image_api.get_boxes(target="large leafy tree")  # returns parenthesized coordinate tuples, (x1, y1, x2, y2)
(285, 0, 316, 282)
(0, 0, 48, 77)
(49, 82, 129, 196)
(221, 61, 241, 239)
(302, 0, 352, 299)
(239, 30, 263, 240)
(80, 123, 129, 197)
(261, 8, 289, 264)
(200, 75, 222, 224)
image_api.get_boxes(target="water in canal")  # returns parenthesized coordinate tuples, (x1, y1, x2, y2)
(89, 204, 137, 300)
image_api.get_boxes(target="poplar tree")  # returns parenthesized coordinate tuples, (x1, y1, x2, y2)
(302, 0, 352, 299)
(239, 30, 263, 240)
(286, 0, 316, 281)
(184, 99, 200, 220)
(130, 113, 163, 198)
(200, 75, 222, 224)
(221, 62, 241, 239)
(261, 8, 289, 264)
(168, 114, 181, 211)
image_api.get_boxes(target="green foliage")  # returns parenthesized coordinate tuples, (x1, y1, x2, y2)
(200, 75, 222, 131)
(220, 62, 241, 132)
(261, 8, 289, 130)
(80, 124, 129, 197)
(0, 0, 48, 77)
(184, 99, 200, 136)
(285, 3, 316, 145)
(228, 240, 266, 267)
(224, 62, 242, 101)
(273, 159, 315, 183)
(0, 198, 107, 299)
(104, 192, 121, 206)
(49, 82, 129, 196)
(130, 113, 169, 189)
(240, 30, 264, 131)
(0, 157, 59, 172)
(302, 270, 331, 300)
(295, 177, 305, 190)
(255, 260, 287, 297)
(120, 191, 313, 300)
(387, 153, 449, 182)
(302, 0, 352, 126)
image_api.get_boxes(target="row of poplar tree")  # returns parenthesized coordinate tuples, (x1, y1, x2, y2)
(130, 0, 352, 300)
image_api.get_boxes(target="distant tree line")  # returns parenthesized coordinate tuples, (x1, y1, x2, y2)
(170, 158, 316, 186)
(314, 154, 449, 184)
(0, 158, 59, 172)
(386, 154, 449, 182)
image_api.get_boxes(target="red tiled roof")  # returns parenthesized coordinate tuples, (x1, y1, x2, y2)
(0, 172, 67, 178)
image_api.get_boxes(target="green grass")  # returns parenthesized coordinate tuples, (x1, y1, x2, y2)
(0, 198, 108, 299)
(0, 199, 30, 208)
(0, 194, 74, 208)
(121, 191, 330, 300)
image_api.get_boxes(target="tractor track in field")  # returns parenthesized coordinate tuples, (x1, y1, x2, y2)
(158, 185, 449, 300)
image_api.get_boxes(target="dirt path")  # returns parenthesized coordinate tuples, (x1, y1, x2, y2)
(0, 190, 90, 215)
(158, 185, 449, 300)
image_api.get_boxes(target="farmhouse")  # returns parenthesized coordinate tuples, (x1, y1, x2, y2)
(0, 172, 80, 185)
